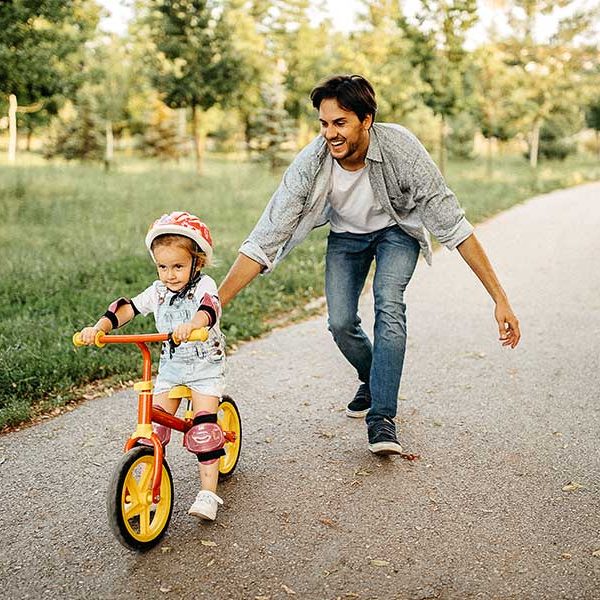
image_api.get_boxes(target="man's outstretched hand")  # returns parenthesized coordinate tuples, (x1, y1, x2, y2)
(495, 301, 520, 348)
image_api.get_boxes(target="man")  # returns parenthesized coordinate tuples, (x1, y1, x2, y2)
(219, 74, 520, 455)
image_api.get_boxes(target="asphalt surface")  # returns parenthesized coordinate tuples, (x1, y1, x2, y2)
(1, 182, 599, 600)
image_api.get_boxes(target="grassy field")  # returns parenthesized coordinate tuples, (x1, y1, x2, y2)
(1, 152, 599, 429)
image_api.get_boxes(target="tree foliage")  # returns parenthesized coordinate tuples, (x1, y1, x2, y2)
(138, 0, 244, 171)
(0, 0, 100, 106)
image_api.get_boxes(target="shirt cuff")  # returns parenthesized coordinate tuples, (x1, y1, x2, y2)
(239, 240, 274, 274)
(440, 217, 474, 251)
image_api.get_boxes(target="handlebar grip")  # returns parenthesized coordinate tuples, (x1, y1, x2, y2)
(172, 327, 209, 345)
(188, 328, 209, 342)
(94, 330, 106, 347)
(72, 330, 106, 348)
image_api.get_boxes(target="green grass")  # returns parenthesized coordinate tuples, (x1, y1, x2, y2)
(1, 152, 598, 429)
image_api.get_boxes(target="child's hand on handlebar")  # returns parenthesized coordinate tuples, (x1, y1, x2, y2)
(80, 326, 103, 345)
(172, 322, 194, 344)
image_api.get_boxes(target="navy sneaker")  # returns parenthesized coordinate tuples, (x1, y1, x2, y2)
(367, 417, 403, 455)
(346, 383, 371, 418)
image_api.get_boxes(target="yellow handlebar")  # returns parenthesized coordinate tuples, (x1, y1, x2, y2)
(73, 327, 208, 347)
(72, 330, 106, 348)
(172, 327, 209, 345)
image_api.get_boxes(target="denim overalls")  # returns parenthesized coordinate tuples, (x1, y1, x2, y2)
(153, 283, 226, 398)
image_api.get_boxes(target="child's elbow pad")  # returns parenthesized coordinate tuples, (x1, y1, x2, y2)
(183, 412, 225, 464)
(104, 297, 138, 329)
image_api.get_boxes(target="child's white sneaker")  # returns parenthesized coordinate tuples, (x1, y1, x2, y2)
(188, 490, 223, 521)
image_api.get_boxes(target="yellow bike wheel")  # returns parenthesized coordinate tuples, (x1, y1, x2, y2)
(217, 395, 242, 480)
(107, 447, 174, 551)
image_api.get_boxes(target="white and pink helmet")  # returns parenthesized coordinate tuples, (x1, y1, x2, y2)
(145, 211, 213, 264)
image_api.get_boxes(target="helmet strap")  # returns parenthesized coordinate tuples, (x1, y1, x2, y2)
(168, 243, 202, 305)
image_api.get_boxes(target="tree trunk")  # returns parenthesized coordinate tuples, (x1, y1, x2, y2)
(486, 136, 494, 178)
(596, 130, 599, 161)
(8, 94, 17, 162)
(529, 119, 541, 169)
(438, 114, 447, 177)
(104, 120, 114, 172)
(26, 128, 33, 152)
(177, 108, 187, 162)
(191, 105, 204, 175)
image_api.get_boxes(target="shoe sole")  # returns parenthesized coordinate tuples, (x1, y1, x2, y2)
(368, 441, 403, 455)
(346, 407, 369, 418)
(188, 509, 216, 521)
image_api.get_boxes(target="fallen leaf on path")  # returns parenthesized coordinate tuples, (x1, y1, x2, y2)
(318, 430, 336, 439)
(160, 586, 172, 593)
(591, 549, 600, 558)
(399, 452, 420, 461)
(370, 559, 390, 567)
(161, 546, 172, 554)
(354, 468, 372, 476)
(254, 596, 270, 600)
(562, 481, 585, 492)
(561, 553, 572, 560)
(319, 517, 337, 528)
(281, 584, 296, 595)
(206, 558, 215, 567)
(201, 539, 217, 547)
(463, 351, 487, 359)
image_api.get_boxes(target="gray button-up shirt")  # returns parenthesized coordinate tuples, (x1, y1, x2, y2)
(240, 123, 474, 272)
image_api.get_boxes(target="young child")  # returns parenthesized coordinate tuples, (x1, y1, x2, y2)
(79, 211, 226, 521)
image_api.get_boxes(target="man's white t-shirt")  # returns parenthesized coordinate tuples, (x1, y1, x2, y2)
(328, 160, 423, 236)
(328, 161, 395, 234)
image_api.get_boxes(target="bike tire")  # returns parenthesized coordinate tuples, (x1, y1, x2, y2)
(218, 395, 242, 480)
(107, 446, 174, 551)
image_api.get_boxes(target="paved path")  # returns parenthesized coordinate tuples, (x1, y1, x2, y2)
(1, 182, 599, 600)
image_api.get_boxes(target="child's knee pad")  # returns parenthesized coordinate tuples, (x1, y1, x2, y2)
(183, 411, 225, 465)
(152, 406, 172, 446)
(139, 405, 172, 447)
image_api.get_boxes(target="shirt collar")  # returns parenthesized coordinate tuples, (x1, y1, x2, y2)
(365, 126, 382, 163)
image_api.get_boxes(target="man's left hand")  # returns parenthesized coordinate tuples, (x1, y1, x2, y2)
(495, 301, 520, 348)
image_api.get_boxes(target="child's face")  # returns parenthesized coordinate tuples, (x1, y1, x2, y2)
(153, 244, 193, 292)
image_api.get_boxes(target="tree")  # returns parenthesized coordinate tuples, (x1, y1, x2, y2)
(585, 99, 600, 159)
(247, 60, 295, 170)
(142, 99, 183, 161)
(472, 45, 522, 174)
(0, 0, 100, 161)
(44, 95, 105, 161)
(140, 0, 244, 173)
(499, 0, 598, 167)
(398, 0, 479, 174)
(347, 1, 427, 124)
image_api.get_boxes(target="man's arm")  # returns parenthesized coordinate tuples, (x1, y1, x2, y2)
(457, 233, 521, 348)
(218, 253, 264, 307)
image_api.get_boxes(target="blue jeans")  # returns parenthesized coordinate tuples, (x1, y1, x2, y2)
(325, 225, 420, 425)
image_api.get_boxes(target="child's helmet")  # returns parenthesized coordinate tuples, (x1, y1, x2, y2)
(145, 211, 213, 263)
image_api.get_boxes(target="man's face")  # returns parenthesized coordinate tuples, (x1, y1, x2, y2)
(318, 98, 372, 170)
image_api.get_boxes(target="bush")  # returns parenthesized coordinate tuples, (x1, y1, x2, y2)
(538, 120, 577, 161)
(447, 112, 477, 160)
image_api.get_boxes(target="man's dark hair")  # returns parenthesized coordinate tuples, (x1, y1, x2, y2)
(310, 74, 377, 123)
